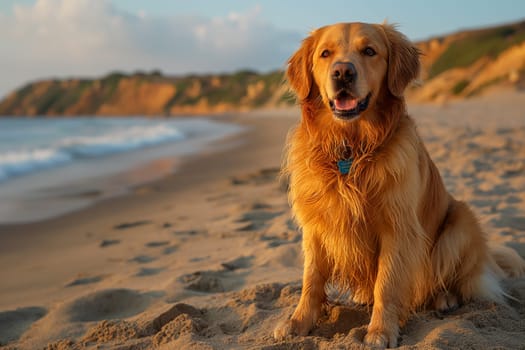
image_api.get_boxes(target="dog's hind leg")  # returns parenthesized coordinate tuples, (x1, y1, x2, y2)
(431, 200, 508, 307)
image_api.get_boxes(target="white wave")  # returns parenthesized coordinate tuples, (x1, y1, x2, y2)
(0, 148, 72, 181)
(0, 122, 185, 182)
(59, 124, 185, 157)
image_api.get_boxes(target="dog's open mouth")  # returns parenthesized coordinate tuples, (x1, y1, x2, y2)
(329, 92, 371, 120)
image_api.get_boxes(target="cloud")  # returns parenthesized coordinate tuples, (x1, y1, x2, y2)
(0, 0, 301, 97)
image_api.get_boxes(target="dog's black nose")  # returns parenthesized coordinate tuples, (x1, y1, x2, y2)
(331, 62, 357, 83)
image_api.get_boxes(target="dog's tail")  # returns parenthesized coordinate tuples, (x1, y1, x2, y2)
(488, 243, 525, 279)
(473, 244, 524, 304)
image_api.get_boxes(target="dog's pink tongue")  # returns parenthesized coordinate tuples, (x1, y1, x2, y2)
(335, 97, 358, 110)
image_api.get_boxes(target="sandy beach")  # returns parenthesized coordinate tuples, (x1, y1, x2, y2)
(1, 90, 525, 349)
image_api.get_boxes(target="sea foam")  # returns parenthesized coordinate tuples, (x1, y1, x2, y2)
(0, 119, 185, 182)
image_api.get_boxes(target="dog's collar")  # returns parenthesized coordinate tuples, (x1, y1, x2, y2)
(337, 141, 353, 175)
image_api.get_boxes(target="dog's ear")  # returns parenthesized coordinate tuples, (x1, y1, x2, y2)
(287, 33, 316, 101)
(381, 24, 421, 97)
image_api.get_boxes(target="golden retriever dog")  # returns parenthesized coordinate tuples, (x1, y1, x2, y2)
(273, 22, 525, 348)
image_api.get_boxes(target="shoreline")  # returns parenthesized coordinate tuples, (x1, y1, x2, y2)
(0, 109, 299, 311)
(0, 116, 245, 224)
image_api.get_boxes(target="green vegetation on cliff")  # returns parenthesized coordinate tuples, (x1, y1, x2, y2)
(0, 70, 290, 116)
(428, 21, 525, 79)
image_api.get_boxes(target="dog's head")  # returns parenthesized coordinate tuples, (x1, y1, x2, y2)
(287, 22, 420, 121)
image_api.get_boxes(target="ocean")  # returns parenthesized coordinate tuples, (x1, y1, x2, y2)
(0, 117, 243, 223)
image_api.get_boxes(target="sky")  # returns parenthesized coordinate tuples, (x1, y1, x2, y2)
(1, 0, 524, 98)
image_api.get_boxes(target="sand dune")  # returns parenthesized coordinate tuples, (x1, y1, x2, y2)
(0, 90, 524, 349)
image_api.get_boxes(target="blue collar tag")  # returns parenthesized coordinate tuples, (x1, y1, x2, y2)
(337, 158, 353, 175)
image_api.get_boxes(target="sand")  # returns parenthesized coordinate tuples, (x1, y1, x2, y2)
(1, 90, 524, 349)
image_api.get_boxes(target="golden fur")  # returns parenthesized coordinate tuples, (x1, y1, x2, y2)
(273, 22, 525, 348)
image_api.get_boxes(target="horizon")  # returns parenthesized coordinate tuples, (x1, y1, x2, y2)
(1, 0, 524, 98)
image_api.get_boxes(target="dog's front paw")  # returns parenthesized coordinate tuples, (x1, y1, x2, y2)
(364, 329, 398, 348)
(273, 317, 313, 340)
(434, 292, 459, 313)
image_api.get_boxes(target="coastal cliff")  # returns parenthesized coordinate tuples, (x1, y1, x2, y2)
(0, 70, 289, 116)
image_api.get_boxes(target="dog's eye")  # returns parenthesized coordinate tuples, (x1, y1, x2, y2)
(320, 49, 331, 58)
(363, 47, 376, 56)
